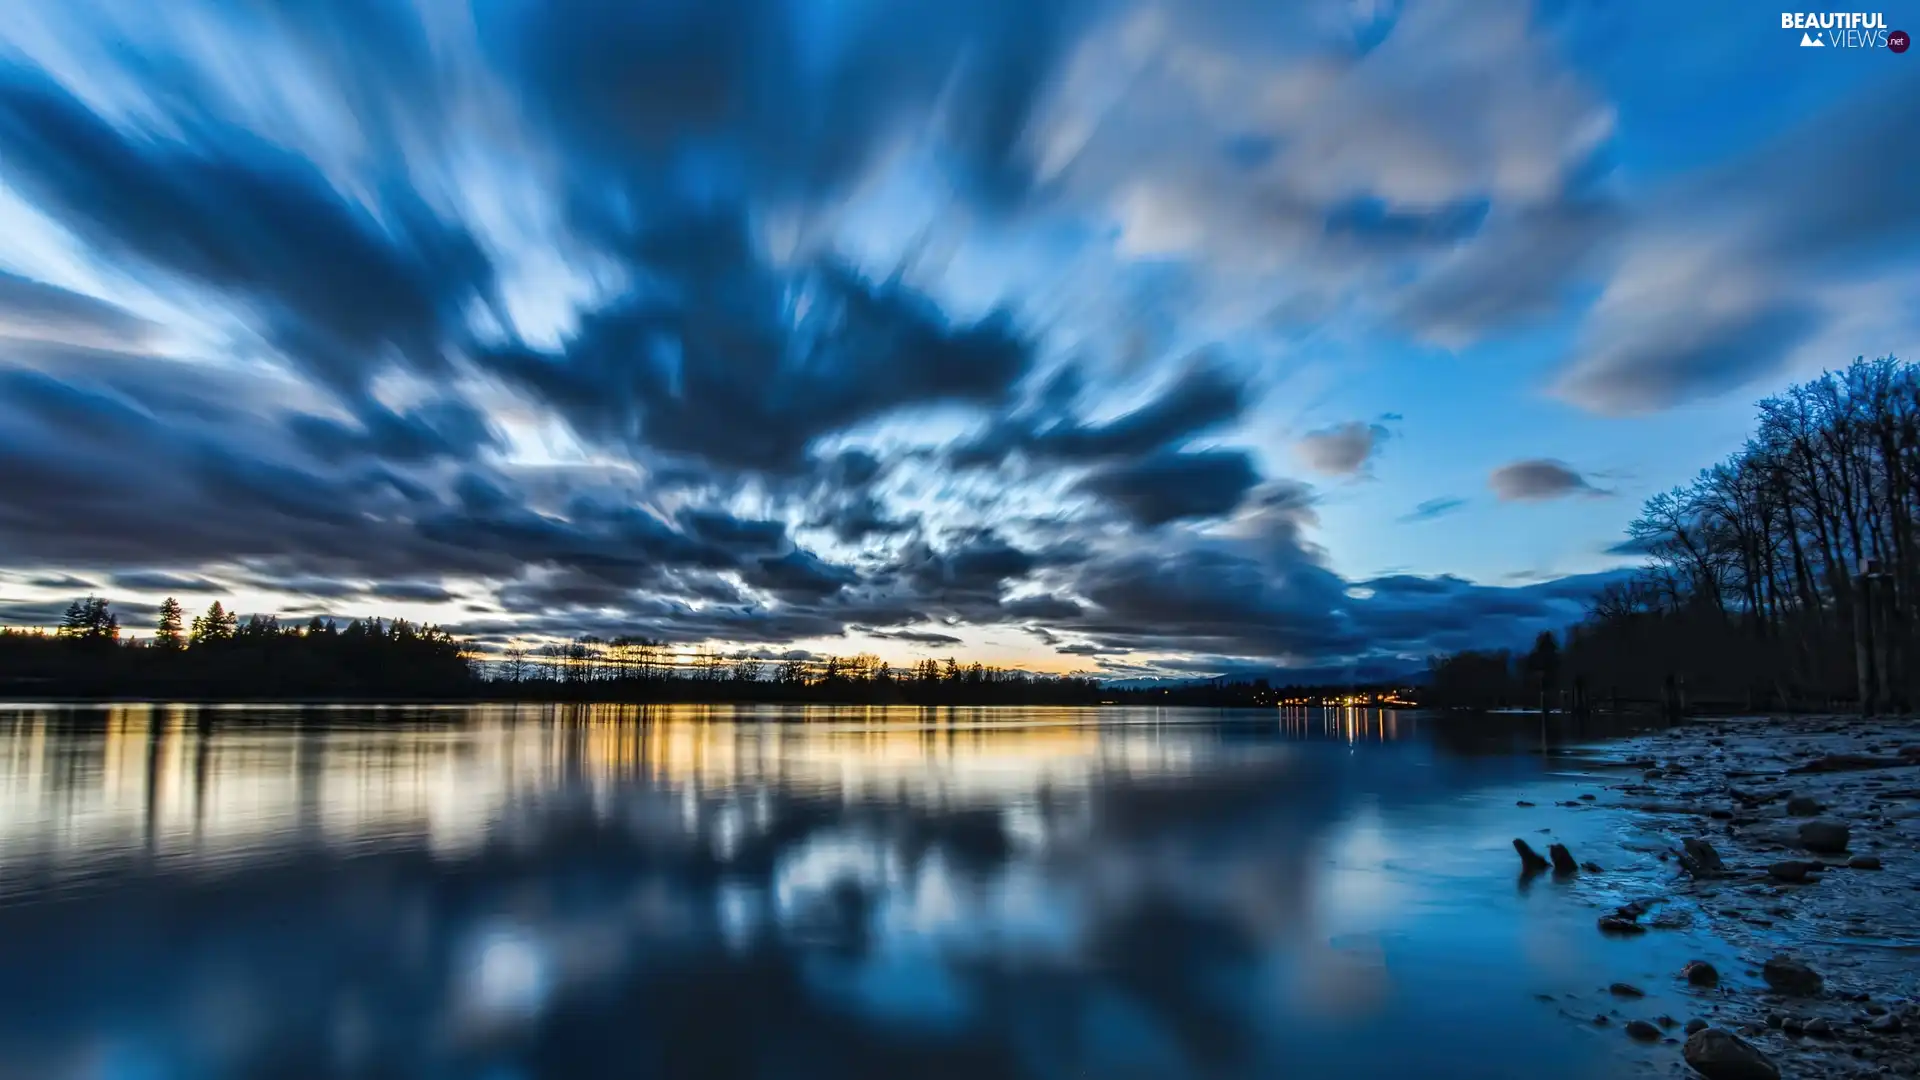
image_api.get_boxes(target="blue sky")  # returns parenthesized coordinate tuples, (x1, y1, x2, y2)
(0, 0, 1914, 679)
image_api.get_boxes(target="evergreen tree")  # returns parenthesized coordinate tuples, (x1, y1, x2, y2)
(156, 597, 185, 650)
(189, 600, 237, 646)
(57, 597, 119, 645)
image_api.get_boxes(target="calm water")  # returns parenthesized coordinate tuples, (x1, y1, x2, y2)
(0, 704, 1710, 1080)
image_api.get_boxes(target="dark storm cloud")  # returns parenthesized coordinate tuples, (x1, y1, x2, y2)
(1398, 497, 1467, 523)
(953, 358, 1249, 469)
(109, 571, 225, 593)
(287, 399, 503, 465)
(0, 64, 494, 400)
(485, 221, 1035, 473)
(1074, 450, 1260, 526)
(852, 626, 966, 646)
(1488, 459, 1606, 502)
(1294, 421, 1389, 477)
(487, 0, 1093, 211)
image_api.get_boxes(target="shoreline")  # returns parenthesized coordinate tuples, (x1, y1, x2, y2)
(1545, 713, 1920, 1079)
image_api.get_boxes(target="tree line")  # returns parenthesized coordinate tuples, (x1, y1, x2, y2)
(0, 596, 475, 697)
(1428, 356, 1919, 714)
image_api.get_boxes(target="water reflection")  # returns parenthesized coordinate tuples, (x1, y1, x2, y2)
(0, 705, 1662, 1080)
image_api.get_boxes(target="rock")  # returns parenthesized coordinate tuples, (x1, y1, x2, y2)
(1649, 910, 1694, 930)
(1768, 860, 1821, 883)
(1684, 961, 1721, 987)
(1611, 982, 1646, 998)
(1579, 793, 1597, 801)
(1593, 1014, 1610, 1025)
(1787, 796, 1824, 816)
(1868, 1014, 1904, 1034)
(1549, 843, 1579, 874)
(1686, 1018, 1709, 1035)
(1513, 838, 1551, 872)
(1798, 819, 1851, 853)
(1709, 808, 1734, 819)
(1683, 1028, 1780, 1080)
(1625, 1019, 1662, 1041)
(1803, 1017, 1833, 1036)
(1657, 1015, 1677, 1028)
(1516, 800, 1535, 807)
(1582, 861, 1604, 873)
(1599, 916, 1647, 935)
(1900, 744, 1920, 758)
(1680, 837, 1729, 877)
(1849, 855, 1883, 870)
(1762, 955, 1824, 996)
(1645, 769, 1665, 780)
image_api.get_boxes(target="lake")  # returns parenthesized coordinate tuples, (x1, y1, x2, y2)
(0, 703, 1718, 1080)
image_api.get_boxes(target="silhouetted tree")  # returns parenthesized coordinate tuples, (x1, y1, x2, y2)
(155, 597, 185, 651)
(190, 601, 237, 646)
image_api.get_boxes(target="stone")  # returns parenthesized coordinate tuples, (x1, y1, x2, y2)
(1685, 1018, 1709, 1035)
(1709, 809, 1734, 819)
(1787, 795, 1824, 816)
(1549, 843, 1579, 874)
(1513, 838, 1551, 872)
(1680, 837, 1729, 877)
(1767, 860, 1820, 883)
(1582, 861, 1604, 873)
(1599, 916, 1647, 935)
(1579, 793, 1597, 801)
(1684, 961, 1721, 987)
(1868, 1014, 1903, 1034)
(1798, 819, 1851, 853)
(1516, 800, 1535, 807)
(1849, 855, 1883, 870)
(1761, 955, 1824, 996)
(1803, 1017, 1832, 1036)
(1625, 1019, 1662, 1041)
(1611, 982, 1645, 998)
(1683, 1028, 1780, 1080)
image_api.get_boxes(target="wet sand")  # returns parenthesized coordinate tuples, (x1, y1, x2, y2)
(1529, 714, 1920, 1079)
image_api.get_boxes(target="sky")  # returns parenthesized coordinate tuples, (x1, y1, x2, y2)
(0, 0, 1915, 682)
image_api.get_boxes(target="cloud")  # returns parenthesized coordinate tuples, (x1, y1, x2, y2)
(1398, 497, 1467, 523)
(0, 271, 157, 349)
(1294, 422, 1388, 477)
(1074, 449, 1261, 526)
(1544, 69, 1920, 413)
(852, 626, 966, 646)
(109, 571, 226, 593)
(0, 64, 494, 402)
(1488, 459, 1606, 502)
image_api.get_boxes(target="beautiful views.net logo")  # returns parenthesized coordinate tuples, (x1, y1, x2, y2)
(1782, 11, 1907, 49)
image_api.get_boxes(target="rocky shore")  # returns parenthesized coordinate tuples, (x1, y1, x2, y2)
(1528, 714, 1920, 1079)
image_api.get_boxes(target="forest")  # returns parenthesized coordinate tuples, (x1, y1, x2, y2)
(1428, 356, 1918, 714)
(0, 596, 1388, 706)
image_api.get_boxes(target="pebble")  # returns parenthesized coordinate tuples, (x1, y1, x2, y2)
(1685, 1018, 1709, 1035)
(1849, 854, 1884, 870)
(1625, 1019, 1662, 1041)
(1797, 818, 1852, 853)
(1610, 982, 1645, 998)
(1762, 955, 1824, 996)
(1683, 961, 1720, 986)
